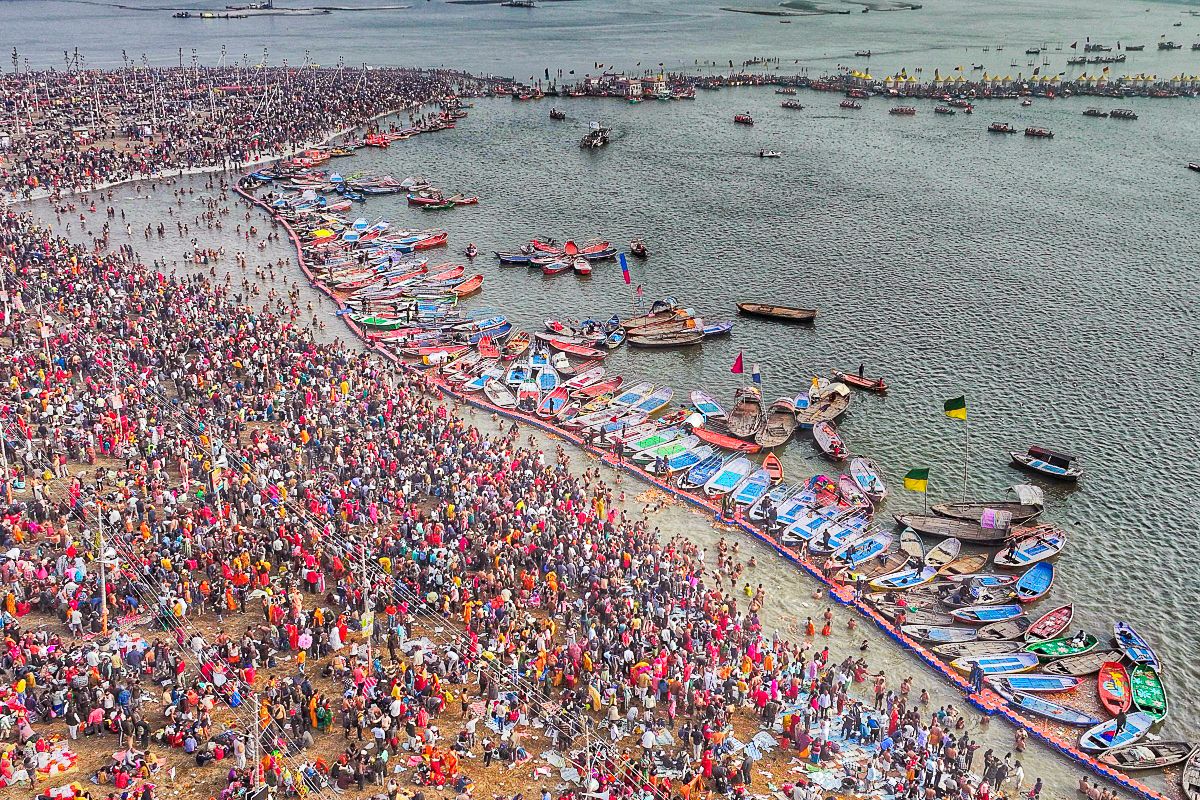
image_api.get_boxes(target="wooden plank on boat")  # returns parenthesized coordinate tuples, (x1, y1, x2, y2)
(736, 301, 817, 323)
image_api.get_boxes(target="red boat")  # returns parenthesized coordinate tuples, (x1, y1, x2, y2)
(763, 453, 784, 484)
(529, 238, 559, 252)
(573, 257, 592, 276)
(563, 240, 579, 256)
(734, 114, 754, 125)
(1025, 604, 1073, 642)
(579, 241, 611, 255)
(542, 337, 606, 359)
(424, 265, 466, 283)
(1098, 662, 1132, 715)
(450, 274, 484, 297)
(694, 426, 761, 453)
(542, 260, 571, 275)
(832, 370, 889, 393)
(399, 343, 469, 358)
(571, 376, 623, 400)
(408, 194, 446, 206)
(413, 233, 449, 250)
(477, 336, 501, 359)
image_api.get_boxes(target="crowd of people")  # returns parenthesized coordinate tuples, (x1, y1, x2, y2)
(0, 66, 502, 200)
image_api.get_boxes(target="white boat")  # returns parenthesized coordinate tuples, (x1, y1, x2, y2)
(689, 390, 727, 419)
(849, 457, 888, 503)
(830, 530, 894, 567)
(869, 565, 937, 591)
(732, 468, 773, 508)
(994, 526, 1067, 568)
(949, 652, 1039, 675)
(483, 378, 516, 408)
(1079, 712, 1156, 753)
(703, 456, 755, 496)
(609, 381, 656, 409)
(564, 366, 606, 391)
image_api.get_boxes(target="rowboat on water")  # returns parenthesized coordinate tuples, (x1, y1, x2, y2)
(992, 683, 1102, 727)
(516, 380, 540, 412)
(941, 572, 1017, 587)
(1011, 445, 1083, 481)
(988, 674, 1082, 693)
(632, 434, 700, 467)
(1015, 561, 1055, 602)
(727, 386, 765, 439)
(657, 443, 715, 475)
(732, 468, 773, 508)
(976, 617, 1032, 641)
(924, 537, 961, 569)
(763, 453, 784, 484)
(877, 606, 956, 627)
(1025, 633, 1098, 660)
(829, 530, 894, 568)
(794, 383, 851, 429)
(735, 302, 817, 323)
(937, 553, 989, 577)
(536, 386, 570, 418)
(832, 369, 888, 393)
(949, 652, 1039, 675)
(483, 379, 516, 408)
(1097, 741, 1194, 771)
(849, 457, 888, 504)
(755, 397, 798, 448)
(837, 474, 870, 510)
(627, 330, 705, 348)
(694, 425, 761, 453)
(932, 484, 1044, 522)
(932, 640, 1023, 659)
(871, 566, 938, 591)
(950, 604, 1024, 625)
(1184, 748, 1200, 800)
(1079, 712, 1155, 753)
(939, 582, 1017, 608)
(994, 525, 1068, 567)
(812, 420, 847, 461)
(892, 514, 1010, 545)
(1042, 649, 1122, 677)
(631, 386, 674, 416)
(902, 624, 978, 644)
(900, 528, 924, 560)
(704, 456, 755, 496)
(1098, 661, 1132, 715)
(620, 427, 679, 452)
(563, 366, 606, 391)
(680, 452, 727, 491)
(747, 482, 797, 522)
(1114, 622, 1161, 670)
(1130, 664, 1167, 721)
(609, 381, 656, 409)
(1026, 603, 1074, 642)
(690, 390, 726, 420)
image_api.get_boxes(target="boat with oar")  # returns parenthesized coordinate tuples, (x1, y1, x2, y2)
(976, 618, 1032, 641)
(502, 332, 531, 360)
(618, 426, 680, 452)
(1114, 622, 1161, 670)
(1099, 661, 1133, 715)
(994, 525, 1068, 567)
(932, 484, 1044, 523)
(536, 386, 571, 418)
(833, 369, 888, 393)
(940, 572, 1017, 588)
(932, 640, 1024, 659)
(755, 397, 797, 448)
(939, 582, 1017, 608)
(1042, 649, 1121, 677)
(1014, 562, 1054, 602)
(871, 566, 938, 591)
(877, 606, 957, 627)
(1130, 664, 1167, 721)
(950, 652, 1039, 675)
(624, 307, 692, 331)
(924, 537, 961, 569)
(813, 420, 847, 461)
(728, 386, 765, 439)
(1026, 603, 1074, 642)
(660, 444, 716, 476)
(892, 514, 1011, 545)
(794, 383, 851, 429)
(736, 302, 817, 324)
(991, 682, 1102, 727)
(572, 376, 623, 401)
(1079, 712, 1155, 753)
(1098, 741, 1194, 771)
(633, 434, 700, 467)
(849, 457, 887, 504)
(937, 554, 989, 577)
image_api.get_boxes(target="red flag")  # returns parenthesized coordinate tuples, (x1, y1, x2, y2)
(731, 351, 744, 374)
(636, 285, 643, 296)
(1070, 41, 1077, 49)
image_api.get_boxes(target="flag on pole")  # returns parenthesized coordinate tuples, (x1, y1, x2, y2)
(943, 396, 967, 420)
(904, 468, 930, 492)
(751, 364, 760, 384)
(1070, 41, 1077, 49)
(619, 253, 631, 284)
(731, 351, 744, 374)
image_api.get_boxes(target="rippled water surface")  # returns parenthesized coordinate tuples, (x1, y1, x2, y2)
(10, 0, 1200, 794)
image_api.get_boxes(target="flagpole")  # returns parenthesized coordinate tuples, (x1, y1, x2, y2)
(962, 417, 970, 503)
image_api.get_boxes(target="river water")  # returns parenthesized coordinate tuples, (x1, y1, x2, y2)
(9, 0, 1200, 796)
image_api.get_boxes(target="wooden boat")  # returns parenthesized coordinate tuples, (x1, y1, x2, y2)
(1184, 748, 1200, 800)
(483, 378, 516, 408)
(949, 652, 1039, 675)
(794, 384, 851, 429)
(627, 330, 705, 348)
(1097, 741, 1194, 771)
(1079, 712, 1155, 753)
(989, 674, 1082, 693)
(732, 468, 773, 508)
(623, 307, 690, 331)
(1043, 650, 1123, 677)
(902, 624, 978, 644)
(976, 617, 1032, 641)
(1022, 633, 1099, 662)
(502, 332, 531, 360)
(1098, 661, 1132, 715)
(938, 583, 1017, 608)
(689, 390, 726, 419)
(900, 528, 924, 560)
(536, 386, 570, 419)
(849, 458, 887, 504)
(871, 566, 937, 591)
(830, 531, 894, 569)
(763, 453, 784, 484)
(848, 551, 909, 581)
(572, 376, 622, 400)
(680, 452, 728, 490)
(1130, 664, 1167, 721)
(693, 425, 761, 453)
(924, 538, 961, 569)
(951, 604, 1024, 625)
(932, 485, 1043, 522)
(837, 474, 870, 510)
(755, 397, 798, 448)
(736, 302, 817, 323)
(1114, 622, 1161, 670)
(1011, 445, 1082, 480)
(932, 640, 1023, 659)
(937, 554, 989, 576)
(876, 606, 956, 627)
(812, 420, 847, 461)
(940, 572, 1016, 587)
(892, 514, 1010, 545)
(1015, 562, 1054, 603)
(563, 366, 606, 391)
(727, 386, 765, 439)
(832, 370, 888, 393)
(516, 380, 540, 412)
(992, 683, 1101, 727)
(1026, 604, 1074, 642)
(994, 525, 1067, 567)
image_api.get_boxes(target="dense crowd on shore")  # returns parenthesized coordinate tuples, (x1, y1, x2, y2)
(0, 188, 1054, 800)
(0, 66, 500, 200)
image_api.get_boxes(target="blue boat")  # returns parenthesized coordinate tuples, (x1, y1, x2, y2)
(987, 674, 1080, 693)
(733, 468, 772, 508)
(1015, 562, 1055, 602)
(830, 530, 894, 567)
(681, 452, 726, 490)
(1079, 712, 1155, 753)
(951, 604, 1025, 624)
(536, 364, 559, 394)
(950, 653, 1040, 675)
(689, 390, 726, 419)
(1114, 622, 1161, 670)
(702, 321, 734, 337)
(747, 482, 798, 522)
(663, 443, 714, 474)
(870, 565, 937, 591)
(703, 456, 754, 496)
(807, 512, 871, 554)
(992, 684, 1102, 727)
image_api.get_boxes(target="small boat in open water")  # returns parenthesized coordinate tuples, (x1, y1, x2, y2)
(1010, 445, 1082, 480)
(735, 302, 817, 323)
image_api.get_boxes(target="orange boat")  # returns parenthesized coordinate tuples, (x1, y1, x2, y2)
(450, 274, 484, 297)
(833, 370, 888, 393)
(763, 453, 784, 484)
(477, 336, 501, 360)
(502, 332, 531, 361)
(694, 426, 761, 454)
(413, 233, 449, 250)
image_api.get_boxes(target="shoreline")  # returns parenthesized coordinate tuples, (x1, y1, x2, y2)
(231, 175, 1173, 800)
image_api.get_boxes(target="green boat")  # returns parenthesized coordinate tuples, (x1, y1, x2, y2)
(625, 428, 680, 453)
(421, 201, 457, 211)
(632, 437, 698, 466)
(1130, 664, 1167, 721)
(348, 314, 409, 330)
(1024, 633, 1098, 660)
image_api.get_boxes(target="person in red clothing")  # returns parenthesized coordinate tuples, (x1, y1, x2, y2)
(702, 748, 713, 778)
